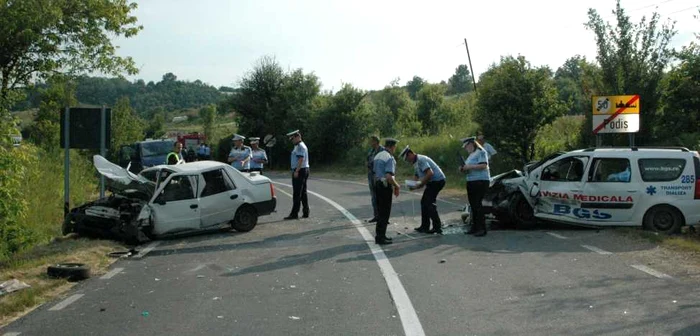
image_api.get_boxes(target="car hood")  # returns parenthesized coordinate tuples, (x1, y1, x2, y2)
(93, 155, 155, 199)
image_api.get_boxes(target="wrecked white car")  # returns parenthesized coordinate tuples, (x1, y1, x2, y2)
(481, 147, 700, 233)
(63, 155, 277, 244)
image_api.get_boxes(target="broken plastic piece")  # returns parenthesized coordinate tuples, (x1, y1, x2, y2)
(142, 311, 149, 317)
(0, 279, 30, 296)
(289, 316, 301, 320)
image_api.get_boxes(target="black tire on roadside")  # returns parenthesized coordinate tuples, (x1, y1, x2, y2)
(47, 263, 91, 281)
(643, 205, 683, 234)
(232, 205, 258, 232)
(509, 193, 537, 230)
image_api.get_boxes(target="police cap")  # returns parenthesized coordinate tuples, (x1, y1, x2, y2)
(384, 138, 399, 147)
(232, 134, 245, 141)
(286, 130, 301, 139)
(399, 145, 412, 160)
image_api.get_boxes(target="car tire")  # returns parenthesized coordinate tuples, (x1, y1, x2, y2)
(47, 263, 90, 281)
(643, 205, 683, 234)
(232, 205, 258, 232)
(509, 193, 537, 230)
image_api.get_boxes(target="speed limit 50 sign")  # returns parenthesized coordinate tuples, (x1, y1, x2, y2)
(592, 95, 640, 134)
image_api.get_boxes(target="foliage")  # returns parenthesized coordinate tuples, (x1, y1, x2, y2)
(405, 76, 426, 99)
(144, 109, 166, 139)
(110, 96, 144, 155)
(475, 55, 567, 165)
(534, 115, 587, 159)
(199, 104, 216, 141)
(0, 0, 141, 101)
(585, 0, 676, 143)
(554, 56, 603, 115)
(447, 64, 473, 95)
(370, 84, 420, 137)
(27, 76, 78, 150)
(416, 84, 447, 135)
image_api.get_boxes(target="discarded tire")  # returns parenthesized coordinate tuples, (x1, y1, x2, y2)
(47, 263, 90, 281)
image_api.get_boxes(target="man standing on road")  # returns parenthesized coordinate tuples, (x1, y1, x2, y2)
(372, 138, 401, 245)
(366, 135, 384, 223)
(166, 142, 184, 165)
(228, 134, 252, 172)
(284, 130, 310, 220)
(249, 137, 268, 174)
(400, 146, 446, 235)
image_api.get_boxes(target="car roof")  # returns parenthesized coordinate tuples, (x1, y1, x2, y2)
(568, 147, 695, 157)
(164, 160, 229, 173)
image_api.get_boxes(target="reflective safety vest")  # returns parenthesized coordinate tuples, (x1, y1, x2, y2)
(166, 152, 180, 165)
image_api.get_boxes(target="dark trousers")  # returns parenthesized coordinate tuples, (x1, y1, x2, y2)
(467, 180, 489, 231)
(420, 180, 446, 231)
(290, 168, 309, 216)
(368, 172, 378, 218)
(374, 182, 393, 239)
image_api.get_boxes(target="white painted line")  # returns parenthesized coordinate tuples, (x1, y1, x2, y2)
(581, 245, 612, 255)
(100, 267, 124, 280)
(276, 188, 293, 198)
(631, 265, 672, 279)
(48, 294, 84, 311)
(3, 332, 22, 336)
(274, 181, 426, 336)
(546, 232, 568, 240)
(133, 241, 161, 259)
(187, 264, 206, 273)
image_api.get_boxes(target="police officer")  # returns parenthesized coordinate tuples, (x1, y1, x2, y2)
(166, 142, 184, 165)
(284, 130, 310, 220)
(366, 135, 384, 223)
(399, 146, 446, 235)
(373, 138, 401, 245)
(228, 134, 252, 172)
(249, 137, 268, 174)
(460, 136, 491, 237)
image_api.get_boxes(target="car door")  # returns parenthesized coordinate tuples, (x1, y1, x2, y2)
(199, 168, 243, 228)
(534, 155, 590, 219)
(580, 157, 638, 224)
(151, 173, 201, 235)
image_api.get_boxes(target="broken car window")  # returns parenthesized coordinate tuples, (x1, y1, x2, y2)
(160, 175, 197, 202)
(201, 169, 234, 197)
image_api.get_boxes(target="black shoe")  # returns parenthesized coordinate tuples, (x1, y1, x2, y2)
(428, 229, 443, 235)
(472, 230, 487, 237)
(284, 215, 299, 220)
(375, 239, 393, 245)
(414, 227, 429, 233)
(302, 213, 309, 218)
(384, 236, 393, 241)
(368, 217, 378, 223)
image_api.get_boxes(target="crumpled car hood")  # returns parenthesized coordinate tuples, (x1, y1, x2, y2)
(93, 155, 155, 199)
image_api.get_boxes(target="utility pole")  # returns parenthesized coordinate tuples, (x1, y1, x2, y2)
(464, 38, 478, 94)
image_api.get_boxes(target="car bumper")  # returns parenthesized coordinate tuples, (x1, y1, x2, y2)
(253, 197, 276, 216)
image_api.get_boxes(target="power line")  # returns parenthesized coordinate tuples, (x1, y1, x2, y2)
(664, 5, 700, 16)
(628, 0, 678, 13)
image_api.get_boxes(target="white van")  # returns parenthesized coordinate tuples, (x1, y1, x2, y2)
(482, 147, 700, 233)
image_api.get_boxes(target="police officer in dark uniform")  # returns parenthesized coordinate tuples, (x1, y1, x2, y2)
(399, 146, 447, 234)
(366, 135, 384, 223)
(284, 130, 310, 220)
(372, 138, 400, 245)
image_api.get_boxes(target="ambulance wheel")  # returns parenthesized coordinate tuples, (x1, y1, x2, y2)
(509, 193, 537, 230)
(644, 205, 683, 234)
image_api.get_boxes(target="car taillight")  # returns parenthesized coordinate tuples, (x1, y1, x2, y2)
(695, 157, 700, 199)
(695, 179, 700, 199)
(270, 183, 276, 198)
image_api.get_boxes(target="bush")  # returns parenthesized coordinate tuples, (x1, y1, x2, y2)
(534, 115, 587, 159)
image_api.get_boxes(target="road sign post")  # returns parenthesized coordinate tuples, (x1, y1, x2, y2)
(64, 107, 70, 217)
(592, 94, 640, 147)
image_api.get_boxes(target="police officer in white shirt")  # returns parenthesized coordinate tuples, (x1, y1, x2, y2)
(284, 130, 310, 220)
(248, 137, 268, 174)
(372, 138, 401, 245)
(477, 131, 497, 158)
(227, 134, 252, 172)
(400, 146, 446, 235)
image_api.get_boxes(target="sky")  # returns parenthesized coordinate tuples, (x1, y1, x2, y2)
(113, 0, 700, 91)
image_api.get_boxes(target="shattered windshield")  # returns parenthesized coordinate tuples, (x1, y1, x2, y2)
(141, 141, 174, 157)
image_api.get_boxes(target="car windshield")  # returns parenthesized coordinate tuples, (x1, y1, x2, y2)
(527, 152, 566, 173)
(141, 141, 174, 157)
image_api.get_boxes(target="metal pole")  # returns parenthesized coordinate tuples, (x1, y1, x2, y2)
(629, 133, 635, 147)
(464, 38, 478, 94)
(64, 107, 70, 217)
(100, 106, 106, 198)
(595, 134, 602, 148)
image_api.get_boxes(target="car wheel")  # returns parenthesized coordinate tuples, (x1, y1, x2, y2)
(643, 205, 683, 234)
(509, 193, 537, 230)
(232, 205, 258, 232)
(47, 263, 90, 281)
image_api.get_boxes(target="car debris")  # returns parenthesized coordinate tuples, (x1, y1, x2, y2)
(0, 279, 31, 296)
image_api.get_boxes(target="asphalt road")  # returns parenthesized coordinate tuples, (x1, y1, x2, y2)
(3, 174, 700, 336)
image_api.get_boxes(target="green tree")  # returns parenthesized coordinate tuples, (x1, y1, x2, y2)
(145, 110, 166, 139)
(111, 96, 143, 154)
(28, 76, 78, 150)
(370, 84, 419, 136)
(416, 84, 447, 135)
(555, 56, 603, 115)
(585, 0, 676, 143)
(199, 104, 217, 140)
(447, 64, 473, 95)
(0, 0, 141, 104)
(405, 76, 426, 99)
(475, 56, 567, 164)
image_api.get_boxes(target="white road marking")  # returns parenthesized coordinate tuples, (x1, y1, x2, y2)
(276, 188, 293, 198)
(3, 332, 21, 336)
(581, 245, 612, 255)
(546, 232, 568, 239)
(100, 267, 124, 279)
(48, 294, 84, 311)
(631, 265, 672, 279)
(186, 264, 207, 273)
(274, 181, 426, 336)
(311, 177, 462, 207)
(133, 241, 161, 259)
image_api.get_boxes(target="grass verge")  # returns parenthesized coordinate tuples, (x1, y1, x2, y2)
(615, 227, 700, 254)
(0, 237, 125, 327)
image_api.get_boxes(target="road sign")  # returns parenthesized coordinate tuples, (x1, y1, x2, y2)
(60, 107, 112, 149)
(592, 95, 640, 134)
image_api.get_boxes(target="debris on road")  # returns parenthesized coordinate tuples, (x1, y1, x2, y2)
(100, 308, 106, 312)
(107, 250, 134, 258)
(217, 316, 224, 319)
(213, 297, 221, 301)
(0, 279, 31, 296)
(439, 259, 447, 264)
(290, 285, 296, 288)
(197, 275, 205, 278)
(289, 316, 301, 320)
(155, 278, 160, 281)
(142, 311, 150, 317)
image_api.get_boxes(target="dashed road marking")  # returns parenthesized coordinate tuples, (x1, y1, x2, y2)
(100, 267, 124, 280)
(186, 264, 207, 273)
(48, 294, 84, 311)
(631, 265, 672, 279)
(276, 188, 293, 198)
(581, 245, 612, 255)
(546, 232, 568, 239)
(133, 241, 161, 259)
(274, 181, 426, 336)
(3, 332, 22, 336)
